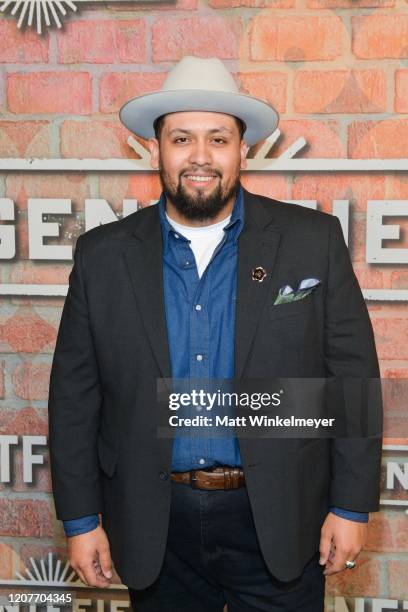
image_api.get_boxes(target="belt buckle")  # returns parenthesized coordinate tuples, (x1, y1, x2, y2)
(190, 470, 198, 489)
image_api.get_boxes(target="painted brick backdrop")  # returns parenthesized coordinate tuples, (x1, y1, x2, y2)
(0, 0, 407, 609)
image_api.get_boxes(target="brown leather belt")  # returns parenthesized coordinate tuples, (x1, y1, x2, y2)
(171, 467, 245, 490)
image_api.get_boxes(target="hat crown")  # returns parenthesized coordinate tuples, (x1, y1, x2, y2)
(163, 56, 239, 94)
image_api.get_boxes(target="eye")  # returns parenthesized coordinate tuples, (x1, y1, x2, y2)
(213, 138, 227, 143)
(174, 137, 189, 143)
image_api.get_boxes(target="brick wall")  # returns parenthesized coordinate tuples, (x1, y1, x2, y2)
(0, 0, 407, 608)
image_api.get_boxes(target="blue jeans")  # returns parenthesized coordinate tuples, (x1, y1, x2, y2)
(128, 480, 325, 611)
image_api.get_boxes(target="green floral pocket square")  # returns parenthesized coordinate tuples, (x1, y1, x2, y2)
(273, 277, 321, 305)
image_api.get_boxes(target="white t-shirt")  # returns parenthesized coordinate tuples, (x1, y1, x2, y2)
(165, 213, 232, 278)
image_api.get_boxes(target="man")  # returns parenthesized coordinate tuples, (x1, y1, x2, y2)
(48, 56, 382, 611)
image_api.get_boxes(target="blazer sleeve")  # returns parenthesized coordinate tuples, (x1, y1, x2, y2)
(324, 215, 383, 513)
(48, 233, 104, 521)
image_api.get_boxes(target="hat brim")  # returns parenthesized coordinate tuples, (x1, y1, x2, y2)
(119, 89, 279, 147)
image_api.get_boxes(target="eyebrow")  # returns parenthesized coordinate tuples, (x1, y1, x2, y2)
(168, 127, 233, 136)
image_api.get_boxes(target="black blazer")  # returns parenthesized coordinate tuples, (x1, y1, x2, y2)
(48, 186, 382, 588)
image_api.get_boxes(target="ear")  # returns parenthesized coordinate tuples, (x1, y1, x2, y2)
(240, 140, 250, 170)
(147, 138, 160, 170)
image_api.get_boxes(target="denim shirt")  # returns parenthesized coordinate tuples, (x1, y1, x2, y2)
(160, 184, 244, 471)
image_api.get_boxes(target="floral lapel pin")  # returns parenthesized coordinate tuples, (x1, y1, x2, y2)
(273, 277, 321, 305)
(252, 266, 267, 283)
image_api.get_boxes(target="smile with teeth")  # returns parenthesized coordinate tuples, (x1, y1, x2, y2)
(184, 174, 217, 183)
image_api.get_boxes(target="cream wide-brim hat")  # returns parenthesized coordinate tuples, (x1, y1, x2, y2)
(119, 56, 279, 147)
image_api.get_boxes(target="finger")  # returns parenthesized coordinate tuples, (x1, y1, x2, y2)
(323, 548, 354, 576)
(81, 563, 109, 587)
(93, 569, 111, 587)
(98, 547, 113, 580)
(93, 562, 110, 585)
(74, 567, 88, 586)
(319, 532, 333, 565)
(323, 543, 342, 574)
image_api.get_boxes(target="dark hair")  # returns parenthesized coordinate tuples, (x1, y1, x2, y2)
(153, 113, 246, 141)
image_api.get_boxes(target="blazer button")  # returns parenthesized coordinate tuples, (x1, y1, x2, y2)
(159, 470, 169, 481)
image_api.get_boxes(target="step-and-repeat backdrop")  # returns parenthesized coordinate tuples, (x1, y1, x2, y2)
(0, 1, 407, 610)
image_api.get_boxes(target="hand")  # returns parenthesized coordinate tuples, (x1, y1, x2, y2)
(319, 512, 368, 576)
(68, 525, 113, 587)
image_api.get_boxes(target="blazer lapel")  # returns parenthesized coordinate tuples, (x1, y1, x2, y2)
(235, 189, 282, 380)
(124, 205, 172, 381)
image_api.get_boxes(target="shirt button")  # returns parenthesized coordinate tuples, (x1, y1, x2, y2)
(174, 234, 179, 239)
(196, 354, 203, 361)
(195, 304, 202, 311)
(199, 458, 205, 465)
(159, 470, 168, 481)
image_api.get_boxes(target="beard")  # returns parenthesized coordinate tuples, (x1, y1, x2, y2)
(159, 165, 241, 222)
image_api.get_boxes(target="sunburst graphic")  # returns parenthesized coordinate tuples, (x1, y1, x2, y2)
(0, 552, 127, 589)
(0, 0, 77, 34)
(15, 552, 79, 586)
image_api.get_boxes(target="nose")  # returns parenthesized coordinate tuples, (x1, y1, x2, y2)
(187, 138, 213, 167)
